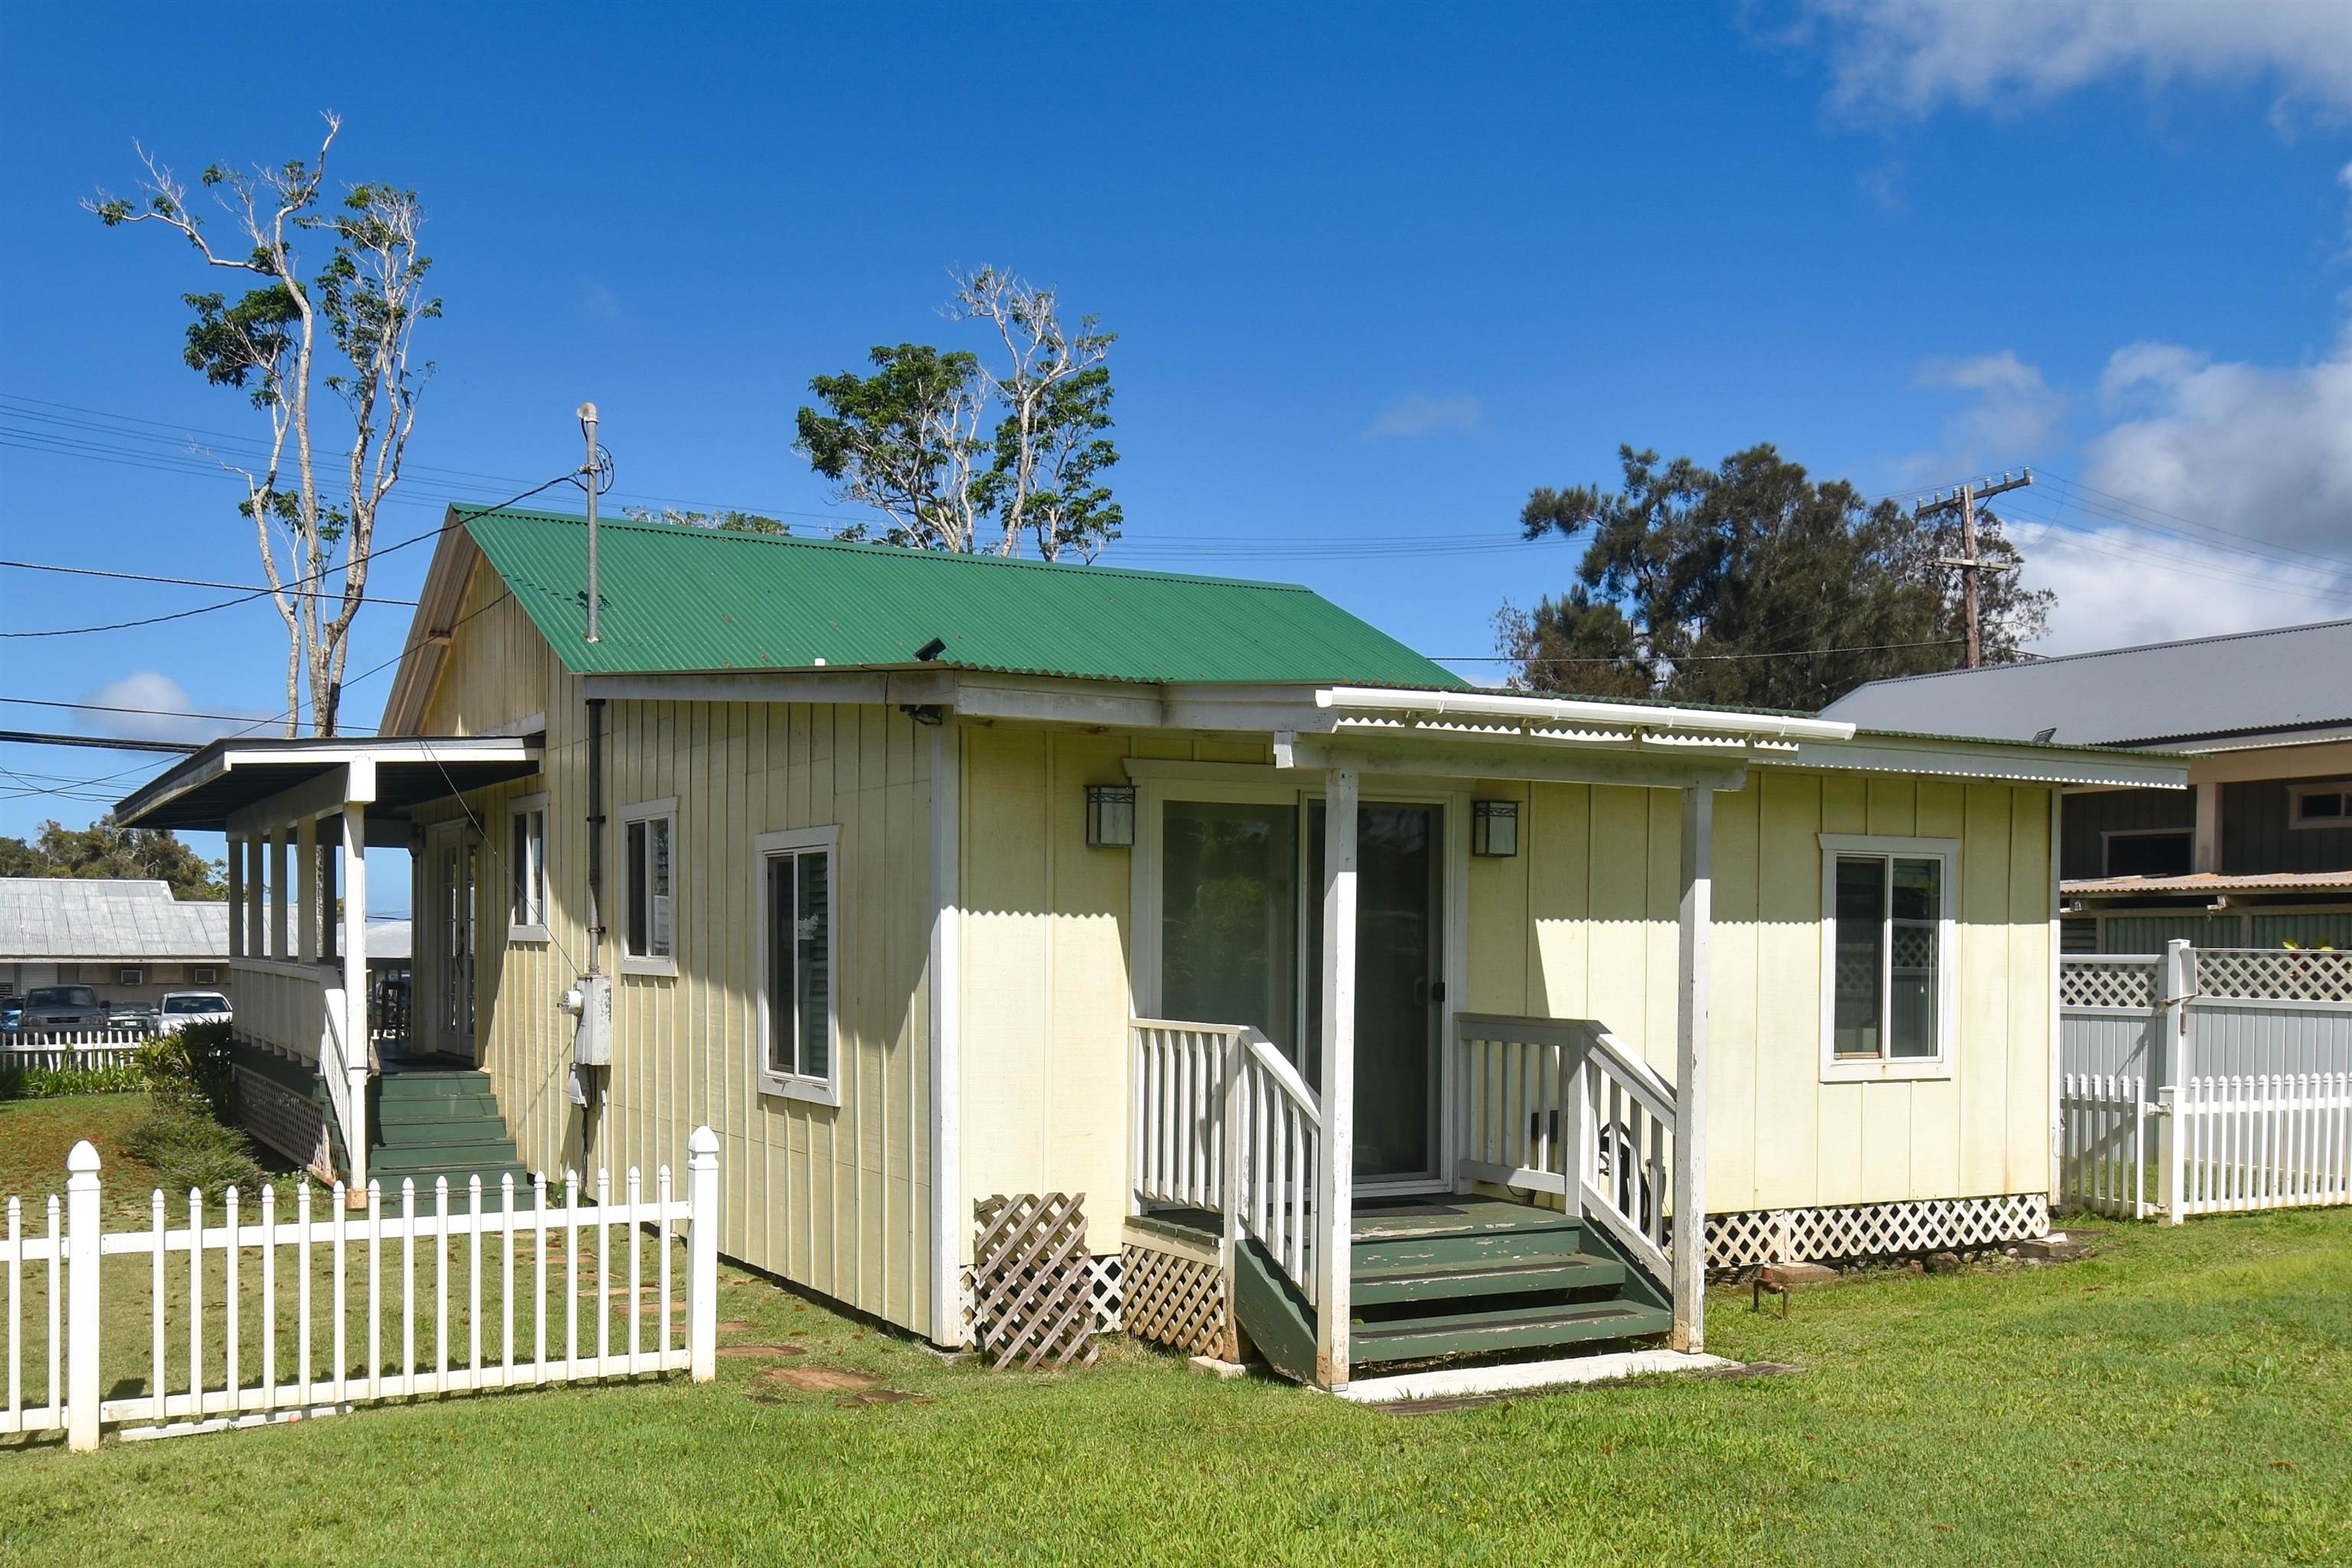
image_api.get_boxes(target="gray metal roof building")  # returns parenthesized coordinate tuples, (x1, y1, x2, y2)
(1821, 618, 2352, 748)
(0, 877, 228, 962)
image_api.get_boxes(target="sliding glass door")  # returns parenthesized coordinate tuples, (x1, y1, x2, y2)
(1157, 796, 1445, 1185)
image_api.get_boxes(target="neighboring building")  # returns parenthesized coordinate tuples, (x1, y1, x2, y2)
(1827, 619, 2352, 955)
(116, 505, 2183, 1390)
(0, 880, 410, 1008)
(0, 877, 231, 1007)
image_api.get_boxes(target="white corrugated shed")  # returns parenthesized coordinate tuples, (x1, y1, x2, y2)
(0, 877, 230, 962)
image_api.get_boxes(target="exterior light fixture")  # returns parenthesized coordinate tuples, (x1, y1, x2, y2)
(1086, 785, 1137, 849)
(1472, 799, 1519, 858)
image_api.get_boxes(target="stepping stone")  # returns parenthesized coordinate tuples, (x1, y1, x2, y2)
(717, 1343, 807, 1359)
(760, 1366, 881, 1393)
(714, 1319, 756, 1334)
(635, 1299, 688, 1315)
(840, 1389, 923, 1406)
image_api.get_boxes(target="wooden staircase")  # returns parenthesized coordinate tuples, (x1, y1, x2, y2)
(1231, 1196, 1671, 1384)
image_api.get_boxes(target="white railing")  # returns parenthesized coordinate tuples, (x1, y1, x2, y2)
(2060, 1073, 2152, 1219)
(319, 989, 363, 1187)
(1131, 1020, 1239, 1211)
(230, 959, 331, 1065)
(1455, 1013, 1676, 1290)
(2171, 1073, 2352, 1216)
(2, 1127, 719, 1452)
(1223, 1028, 1322, 1306)
(2, 1032, 149, 1070)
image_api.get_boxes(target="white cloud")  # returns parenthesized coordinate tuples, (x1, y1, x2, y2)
(1801, 0, 2352, 120)
(1361, 394, 1483, 440)
(2016, 520, 2352, 655)
(79, 671, 263, 745)
(2082, 329, 2352, 559)
(1913, 350, 2066, 473)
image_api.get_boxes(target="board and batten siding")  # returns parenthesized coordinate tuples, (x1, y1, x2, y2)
(406, 561, 936, 1334)
(1465, 771, 2057, 1213)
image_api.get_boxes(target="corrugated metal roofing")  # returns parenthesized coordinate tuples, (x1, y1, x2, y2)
(0, 878, 229, 962)
(461, 508, 1468, 688)
(1823, 618, 2352, 746)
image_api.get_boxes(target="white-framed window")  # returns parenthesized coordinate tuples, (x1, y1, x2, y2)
(2289, 781, 2352, 831)
(2102, 827, 2192, 877)
(754, 825, 839, 1106)
(619, 797, 678, 977)
(508, 792, 550, 941)
(118, 967, 144, 986)
(190, 966, 217, 985)
(1818, 834, 1959, 1083)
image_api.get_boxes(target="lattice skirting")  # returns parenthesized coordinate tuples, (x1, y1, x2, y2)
(232, 1064, 332, 1181)
(1706, 1193, 2050, 1269)
(1119, 1241, 1227, 1358)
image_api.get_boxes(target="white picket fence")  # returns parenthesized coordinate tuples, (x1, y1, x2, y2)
(2172, 1073, 2352, 1216)
(2, 1031, 151, 1071)
(3, 1127, 718, 1452)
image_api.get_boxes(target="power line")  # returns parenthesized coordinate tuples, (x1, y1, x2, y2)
(0, 730, 200, 754)
(0, 469, 576, 639)
(1443, 635, 1966, 665)
(0, 695, 378, 731)
(0, 558, 420, 606)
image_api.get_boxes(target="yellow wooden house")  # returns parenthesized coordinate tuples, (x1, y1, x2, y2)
(116, 507, 2187, 1393)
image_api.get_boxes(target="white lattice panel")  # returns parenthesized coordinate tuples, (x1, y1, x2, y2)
(2194, 947, 2352, 1004)
(2061, 957, 2159, 1011)
(1706, 1194, 2049, 1269)
(1088, 1254, 1125, 1332)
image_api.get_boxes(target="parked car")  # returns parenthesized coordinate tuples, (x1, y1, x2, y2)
(0, 1000, 21, 1034)
(17, 985, 106, 1031)
(106, 1001, 160, 1035)
(155, 991, 234, 1034)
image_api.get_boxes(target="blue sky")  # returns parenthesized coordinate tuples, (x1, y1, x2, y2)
(5, 1, 2352, 906)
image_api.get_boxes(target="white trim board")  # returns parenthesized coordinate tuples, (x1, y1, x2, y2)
(1331, 1348, 1737, 1403)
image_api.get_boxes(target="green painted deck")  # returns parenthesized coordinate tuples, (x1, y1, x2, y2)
(1159, 1195, 1673, 1380)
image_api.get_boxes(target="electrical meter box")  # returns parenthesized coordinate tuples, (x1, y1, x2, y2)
(572, 972, 612, 1067)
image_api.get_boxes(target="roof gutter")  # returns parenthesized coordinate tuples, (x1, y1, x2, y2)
(1314, 686, 1857, 743)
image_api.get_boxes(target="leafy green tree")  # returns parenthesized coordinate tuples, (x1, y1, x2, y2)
(0, 817, 225, 900)
(622, 506, 789, 535)
(89, 114, 440, 736)
(1498, 444, 2051, 710)
(795, 267, 1120, 560)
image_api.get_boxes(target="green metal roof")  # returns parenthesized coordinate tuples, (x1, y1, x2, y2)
(459, 508, 1468, 688)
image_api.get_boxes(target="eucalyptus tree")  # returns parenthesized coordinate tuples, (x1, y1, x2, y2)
(1498, 443, 2051, 710)
(89, 114, 440, 735)
(794, 267, 1121, 560)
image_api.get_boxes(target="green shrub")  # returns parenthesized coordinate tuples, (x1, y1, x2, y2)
(0, 1060, 145, 1101)
(136, 1021, 238, 1117)
(125, 1106, 263, 1195)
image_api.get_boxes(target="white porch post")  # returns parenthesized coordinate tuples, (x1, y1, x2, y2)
(296, 815, 319, 964)
(341, 761, 375, 1191)
(267, 829, 290, 959)
(226, 836, 245, 960)
(1314, 764, 1358, 1390)
(1672, 786, 1713, 1353)
(244, 836, 266, 957)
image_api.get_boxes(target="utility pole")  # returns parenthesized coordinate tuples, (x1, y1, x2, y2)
(1917, 469, 2033, 668)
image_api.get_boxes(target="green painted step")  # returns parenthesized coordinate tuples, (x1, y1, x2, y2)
(1350, 1253, 1626, 1306)
(374, 1113, 514, 1142)
(1349, 1201, 1589, 1273)
(374, 1094, 505, 1123)
(375, 1072, 495, 1098)
(1349, 1298, 1674, 1364)
(369, 1137, 528, 1169)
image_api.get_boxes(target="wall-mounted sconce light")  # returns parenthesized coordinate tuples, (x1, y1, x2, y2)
(1086, 784, 1137, 849)
(1472, 799, 1519, 858)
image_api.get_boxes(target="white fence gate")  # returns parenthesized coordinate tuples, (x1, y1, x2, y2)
(3, 1127, 718, 1452)
(2060, 943, 2352, 1222)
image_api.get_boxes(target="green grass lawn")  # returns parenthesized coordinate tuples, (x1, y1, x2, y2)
(3, 1093, 2349, 1567)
